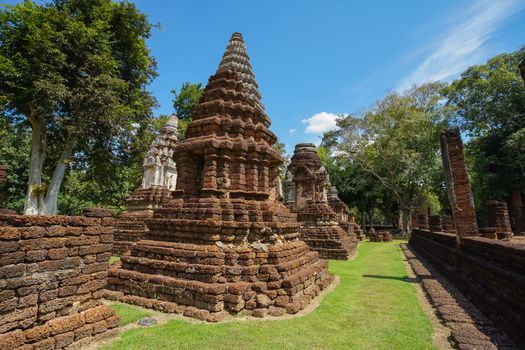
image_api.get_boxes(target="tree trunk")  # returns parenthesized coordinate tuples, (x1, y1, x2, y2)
(23, 119, 47, 215)
(23, 118, 73, 216)
(41, 143, 73, 215)
(398, 202, 411, 234)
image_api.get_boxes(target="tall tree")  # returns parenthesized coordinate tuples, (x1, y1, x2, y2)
(323, 82, 450, 232)
(443, 47, 525, 207)
(0, 0, 157, 214)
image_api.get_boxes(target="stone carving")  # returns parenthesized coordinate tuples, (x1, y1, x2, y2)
(106, 33, 333, 320)
(285, 143, 356, 259)
(112, 116, 179, 255)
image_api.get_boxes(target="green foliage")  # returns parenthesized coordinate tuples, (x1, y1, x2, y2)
(103, 242, 436, 350)
(172, 82, 204, 122)
(323, 82, 450, 230)
(443, 47, 525, 206)
(0, 115, 31, 212)
(0, 0, 157, 213)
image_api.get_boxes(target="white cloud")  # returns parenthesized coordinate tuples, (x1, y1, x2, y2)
(289, 128, 297, 135)
(399, 0, 524, 90)
(302, 112, 339, 134)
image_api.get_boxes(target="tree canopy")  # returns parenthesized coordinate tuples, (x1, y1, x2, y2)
(443, 47, 525, 207)
(0, 0, 157, 214)
(322, 82, 450, 232)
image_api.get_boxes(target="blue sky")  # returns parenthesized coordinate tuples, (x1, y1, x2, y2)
(6, 0, 525, 153)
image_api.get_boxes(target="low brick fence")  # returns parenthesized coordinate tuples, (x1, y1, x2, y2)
(409, 229, 525, 346)
(0, 213, 119, 349)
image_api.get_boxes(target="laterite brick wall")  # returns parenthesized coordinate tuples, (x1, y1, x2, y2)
(0, 213, 119, 349)
(410, 229, 525, 345)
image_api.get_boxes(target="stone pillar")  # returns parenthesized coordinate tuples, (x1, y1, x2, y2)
(418, 213, 429, 230)
(486, 201, 512, 239)
(429, 215, 443, 233)
(440, 128, 479, 237)
(442, 215, 455, 233)
(410, 211, 419, 230)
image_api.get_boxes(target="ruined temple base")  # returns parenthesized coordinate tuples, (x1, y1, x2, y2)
(105, 239, 334, 321)
(299, 225, 355, 260)
(369, 230, 393, 242)
(112, 187, 172, 255)
(0, 305, 119, 350)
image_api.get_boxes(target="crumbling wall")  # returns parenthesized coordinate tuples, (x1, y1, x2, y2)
(0, 213, 119, 349)
(440, 128, 478, 237)
(410, 229, 525, 345)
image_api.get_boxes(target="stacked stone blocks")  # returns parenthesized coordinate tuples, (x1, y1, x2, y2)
(0, 213, 119, 349)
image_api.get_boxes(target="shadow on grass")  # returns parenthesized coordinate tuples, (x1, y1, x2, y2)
(362, 274, 419, 283)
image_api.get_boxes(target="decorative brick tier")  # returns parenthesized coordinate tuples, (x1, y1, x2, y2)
(113, 186, 171, 255)
(284, 143, 356, 259)
(106, 33, 333, 320)
(0, 214, 119, 349)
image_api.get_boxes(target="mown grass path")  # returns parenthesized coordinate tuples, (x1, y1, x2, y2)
(103, 241, 436, 350)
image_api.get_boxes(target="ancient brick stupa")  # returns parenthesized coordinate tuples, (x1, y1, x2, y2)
(106, 33, 333, 320)
(112, 116, 179, 254)
(327, 186, 365, 241)
(284, 143, 356, 259)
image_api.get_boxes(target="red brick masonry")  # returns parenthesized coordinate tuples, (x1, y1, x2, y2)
(0, 214, 119, 349)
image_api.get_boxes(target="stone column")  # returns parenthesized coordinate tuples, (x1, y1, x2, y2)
(442, 215, 455, 233)
(429, 215, 443, 233)
(486, 201, 512, 239)
(410, 211, 419, 230)
(440, 128, 479, 237)
(418, 213, 429, 230)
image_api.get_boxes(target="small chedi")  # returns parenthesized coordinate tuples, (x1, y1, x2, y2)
(112, 116, 179, 255)
(105, 33, 333, 320)
(327, 186, 365, 241)
(284, 143, 356, 259)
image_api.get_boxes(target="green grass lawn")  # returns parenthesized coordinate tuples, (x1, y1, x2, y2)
(103, 241, 435, 350)
(109, 256, 120, 265)
(109, 303, 153, 326)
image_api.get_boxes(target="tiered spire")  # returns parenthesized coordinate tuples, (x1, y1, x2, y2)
(216, 32, 264, 110)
